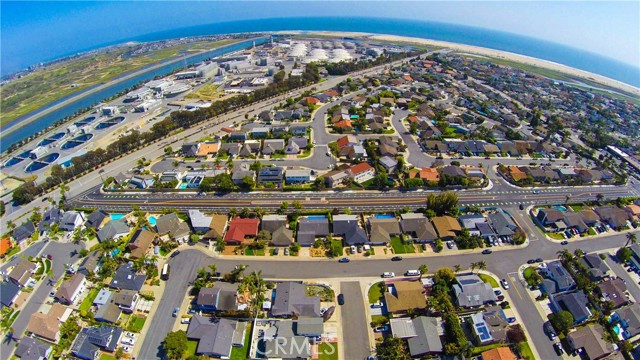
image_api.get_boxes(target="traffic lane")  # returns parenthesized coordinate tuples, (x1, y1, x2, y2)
(340, 282, 372, 360)
(137, 250, 206, 360)
(605, 254, 640, 303)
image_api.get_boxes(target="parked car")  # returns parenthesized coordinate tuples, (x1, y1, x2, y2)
(501, 279, 510, 289)
(544, 321, 556, 340)
(181, 318, 190, 324)
(391, 256, 403, 261)
(357, 245, 363, 253)
(560, 240, 568, 245)
(374, 325, 389, 332)
(320, 307, 328, 316)
(482, 249, 493, 255)
(527, 259, 537, 264)
(553, 343, 564, 355)
(284, 248, 290, 256)
(338, 258, 350, 263)
(337, 294, 345, 305)
(172, 307, 179, 317)
(382, 272, 395, 278)
(170, 250, 180, 258)
(350, 245, 357, 254)
(273, 248, 279, 255)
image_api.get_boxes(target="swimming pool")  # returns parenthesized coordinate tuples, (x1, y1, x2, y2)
(111, 248, 121, 257)
(110, 214, 125, 220)
(307, 215, 327, 220)
(553, 205, 568, 212)
(179, 183, 188, 189)
(374, 214, 395, 219)
(149, 216, 157, 226)
(613, 325, 621, 335)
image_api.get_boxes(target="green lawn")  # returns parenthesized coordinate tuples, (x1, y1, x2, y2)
(548, 232, 565, 240)
(389, 236, 415, 254)
(520, 341, 534, 360)
(127, 315, 147, 333)
(478, 274, 499, 288)
(183, 340, 199, 359)
(5, 246, 21, 258)
(523, 267, 536, 280)
(100, 354, 117, 360)
(318, 342, 339, 360)
(332, 239, 344, 256)
(79, 288, 100, 316)
(471, 342, 505, 356)
(368, 281, 385, 304)
(588, 228, 597, 236)
(570, 205, 583, 212)
(245, 248, 265, 256)
(229, 322, 252, 360)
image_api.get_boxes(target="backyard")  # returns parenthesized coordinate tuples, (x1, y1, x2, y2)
(79, 287, 100, 316)
(318, 342, 339, 360)
(229, 322, 252, 360)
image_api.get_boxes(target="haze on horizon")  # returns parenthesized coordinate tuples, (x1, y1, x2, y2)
(1, 1, 639, 76)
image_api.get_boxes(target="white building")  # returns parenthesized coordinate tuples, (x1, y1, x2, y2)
(135, 99, 162, 113)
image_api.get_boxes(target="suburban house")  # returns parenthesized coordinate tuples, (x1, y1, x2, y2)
(379, 156, 398, 173)
(189, 210, 213, 233)
(563, 212, 589, 233)
(97, 219, 129, 243)
(85, 210, 110, 230)
(262, 215, 293, 247)
(262, 139, 285, 155)
(487, 211, 518, 236)
(232, 169, 256, 186)
(598, 278, 629, 309)
(14, 337, 52, 360)
(155, 213, 191, 242)
(537, 208, 565, 227)
(60, 211, 85, 232)
(285, 169, 312, 184)
(297, 216, 330, 246)
(541, 261, 576, 294)
(203, 214, 229, 241)
(580, 253, 611, 281)
(567, 324, 614, 360)
(324, 170, 350, 187)
(595, 206, 630, 230)
(551, 291, 592, 324)
(400, 213, 438, 242)
(270, 282, 321, 318)
(54, 273, 87, 305)
(128, 229, 156, 259)
(8, 258, 38, 288)
(384, 281, 426, 314)
(481, 347, 517, 360)
(197, 282, 239, 312)
(452, 274, 498, 308)
(186, 316, 247, 358)
(0, 237, 12, 258)
(348, 163, 376, 184)
(109, 263, 146, 292)
(261, 320, 312, 359)
(95, 302, 122, 324)
(224, 217, 260, 245)
(431, 216, 462, 240)
(389, 316, 443, 357)
(257, 166, 285, 185)
(26, 303, 72, 342)
(78, 251, 103, 276)
(39, 208, 63, 233)
(0, 281, 21, 309)
(614, 304, 640, 339)
(368, 217, 401, 244)
(12, 221, 35, 246)
(411, 167, 440, 184)
(71, 326, 123, 360)
(332, 214, 368, 246)
(93, 289, 114, 307)
(113, 290, 139, 313)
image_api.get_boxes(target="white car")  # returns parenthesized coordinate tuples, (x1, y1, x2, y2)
(382, 272, 395, 278)
(501, 279, 510, 290)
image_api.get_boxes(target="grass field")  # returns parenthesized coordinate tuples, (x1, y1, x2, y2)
(520, 341, 534, 360)
(184, 340, 199, 359)
(1, 39, 236, 125)
(478, 273, 499, 288)
(229, 322, 252, 360)
(368, 281, 385, 304)
(79, 288, 100, 316)
(127, 315, 147, 333)
(390, 236, 415, 254)
(549, 232, 566, 240)
(318, 342, 339, 360)
(100, 354, 117, 360)
(185, 83, 222, 101)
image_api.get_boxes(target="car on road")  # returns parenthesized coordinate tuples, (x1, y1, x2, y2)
(519, 204, 525, 210)
(544, 321, 556, 340)
(553, 343, 564, 355)
(374, 325, 389, 332)
(172, 307, 179, 317)
(482, 249, 493, 255)
(338, 258, 350, 263)
(535, 258, 544, 263)
(337, 294, 344, 305)
(560, 240, 569, 245)
(382, 272, 395, 278)
(527, 259, 537, 264)
(391, 256, 403, 261)
(47, 254, 53, 260)
(170, 250, 180, 258)
(501, 279, 510, 289)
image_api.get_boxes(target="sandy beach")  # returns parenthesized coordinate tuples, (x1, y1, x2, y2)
(286, 31, 639, 97)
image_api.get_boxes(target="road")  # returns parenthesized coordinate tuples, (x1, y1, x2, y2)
(340, 282, 371, 360)
(0, 241, 84, 360)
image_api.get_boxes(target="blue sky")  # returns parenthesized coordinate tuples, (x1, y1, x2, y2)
(1, 1, 638, 75)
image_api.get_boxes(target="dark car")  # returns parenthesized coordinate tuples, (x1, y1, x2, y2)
(337, 294, 345, 305)
(170, 250, 181, 258)
(560, 240, 569, 245)
(391, 256, 403, 261)
(535, 258, 544, 263)
(553, 343, 564, 355)
(527, 259, 537, 264)
(544, 321, 556, 340)
(47, 254, 53, 260)
(482, 249, 493, 255)
(519, 204, 525, 210)
(338, 257, 350, 263)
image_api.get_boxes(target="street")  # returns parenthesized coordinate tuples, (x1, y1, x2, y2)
(339, 282, 372, 360)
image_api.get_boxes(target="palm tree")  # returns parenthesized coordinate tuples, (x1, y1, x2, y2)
(470, 262, 478, 273)
(208, 264, 217, 277)
(59, 183, 69, 200)
(557, 249, 574, 262)
(454, 264, 461, 274)
(574, 248, 585, 258)
(625, 233, 638, 248)
(565, 195, 571, 205)
(6, 220, 15, 231)
(418, 264, 429, 280)
(477, 261, 487, 273)
(596, 193, 604, 204)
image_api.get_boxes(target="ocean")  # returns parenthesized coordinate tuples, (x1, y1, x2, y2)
(2, 17, 639, 152)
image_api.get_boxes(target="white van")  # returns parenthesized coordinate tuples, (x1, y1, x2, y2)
(382, 272, 395, 278)
(405, 270, 420, 276)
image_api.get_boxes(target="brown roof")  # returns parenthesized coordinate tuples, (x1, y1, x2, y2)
(334, 119, 352, 128)
(432, 216, 462, 239)
(568, 324, 614, 360)
(128, 229, 156, 259)
(54, 273, 85, 304)
(8, 259, 36, 286)
(508, 166, 527, 181)
(419, 168, 440, 182)
(196, 143, 219, 156)
(26, 304, 67, 341)
(384, 281, 426, 313)
(481, 347, 517, 360)
(206, 214, 228, 239)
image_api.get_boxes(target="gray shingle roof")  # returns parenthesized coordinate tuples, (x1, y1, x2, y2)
(452, 274, 497, 308)
(14, 337, 52, 360)
(271, 282, 320, 317)
(408, 317, 443, 356)
(109, 263, 146, 291)
(187, 316, 243, 357)
(97, 219, 129, 242)
(85, 210, 109, 230)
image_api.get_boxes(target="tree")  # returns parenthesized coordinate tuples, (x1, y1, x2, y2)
(507, 324, 527, 343)
(549, 311, 574, 334)
(418, 264, 429, 280)
(625, 233, 637, 248)
(292, 200, 303, 210)
(596, 193, 604, 204)
(163, 330, 188, 359)
(241, 176, 255, 190)
(453, 264, 461, 274)
(164, 146, 173, 155)
(376, 336, 411, 360)
(434, 267, 456, 284)
(257, 230, 271, 242)
(289, 243, 301, 256)
(313, 176, 326, 190)
(59, 183, 70, 200)
(79, 248, 89, 257)
(617, 247, 632, 263)
(477, 261, 487, 272)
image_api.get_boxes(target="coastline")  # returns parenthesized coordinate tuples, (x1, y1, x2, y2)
(291, 31, 640, 97)
(0, 38, 254, 140)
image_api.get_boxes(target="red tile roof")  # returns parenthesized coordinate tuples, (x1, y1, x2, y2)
(224, 217, 260, 243)
(350, 162, 374, 175)
(334, 119, 352, 128)
(0, 238, 12, 256)
(306, 97, 320, 105)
